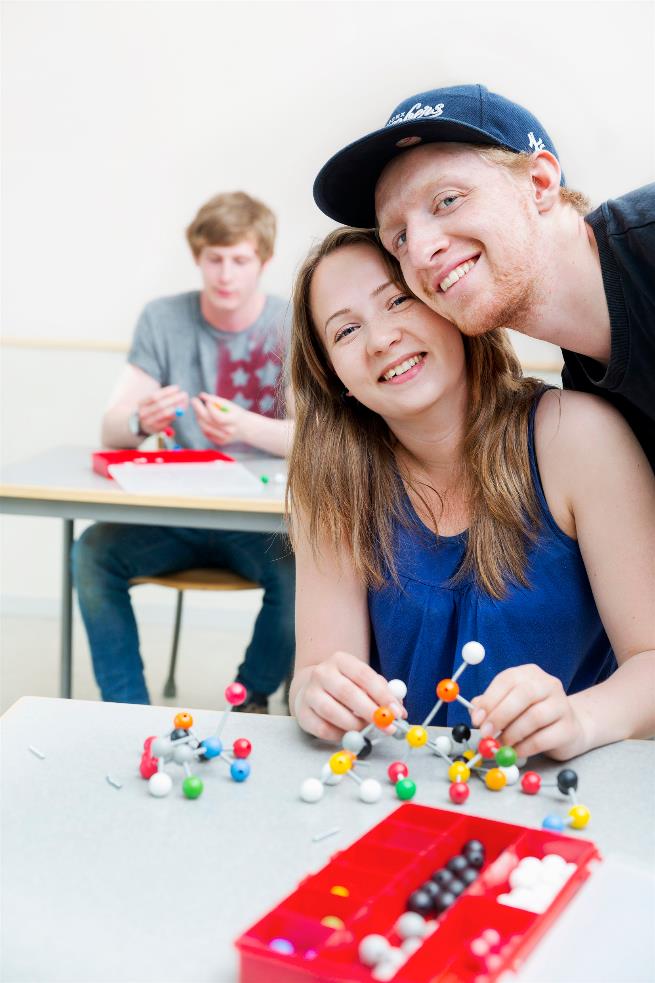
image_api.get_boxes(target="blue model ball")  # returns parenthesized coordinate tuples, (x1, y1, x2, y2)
(200, 736, 223, 759)
(230, 760, 251, 782)
(542, 813, 566, 831)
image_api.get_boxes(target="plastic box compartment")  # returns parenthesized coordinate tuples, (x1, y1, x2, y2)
(235, 803, 600, 983)
(92, 448, 234, 478)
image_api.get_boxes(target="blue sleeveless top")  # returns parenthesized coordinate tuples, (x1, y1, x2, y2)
(368, 397, 616, 725)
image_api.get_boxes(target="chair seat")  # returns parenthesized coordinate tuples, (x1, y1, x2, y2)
(129, 568, 259, 592)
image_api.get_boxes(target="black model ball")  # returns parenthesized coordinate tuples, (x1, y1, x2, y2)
(420, 880, 441, 900)
(448, 878, 466, 898)
(407, 889, 434, 916)
(434, 890, 456, 913)
(431, 868, 455, 889)
(459, 867, 479, 886)
(447, 855, 469, 876)
(464, 851, 485, 870)
(357, 737, 373, 760)
(452, 723, 472, 743)
(557, 768, 578, 795)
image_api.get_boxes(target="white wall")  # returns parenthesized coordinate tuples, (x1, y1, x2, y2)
(2, 0, 654, 609)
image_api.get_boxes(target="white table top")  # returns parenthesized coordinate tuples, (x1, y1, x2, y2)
(0, 446, 286, 532)
(2, 697, 654, 982)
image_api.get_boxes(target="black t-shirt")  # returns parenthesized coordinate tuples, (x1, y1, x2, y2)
(562, 183, 654, 470)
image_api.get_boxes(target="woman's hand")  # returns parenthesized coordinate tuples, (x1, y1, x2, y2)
(470, 664, 591, 761)
(293, 650, 407, 743)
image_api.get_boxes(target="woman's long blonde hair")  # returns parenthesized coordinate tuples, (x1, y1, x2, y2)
(287, 228, 545, 599)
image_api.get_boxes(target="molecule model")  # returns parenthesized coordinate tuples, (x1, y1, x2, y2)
(139, 683, 252, 799)
(300, 642, 526, 807)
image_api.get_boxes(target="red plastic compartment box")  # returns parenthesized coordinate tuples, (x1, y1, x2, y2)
(92, 449, 234, 478)
(235, 803, 600, 982)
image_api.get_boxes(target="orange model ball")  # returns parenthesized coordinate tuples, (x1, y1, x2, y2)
(436, 678, 460, 702)
(174, 711, 193, 730)
(373, 706, 395, 728)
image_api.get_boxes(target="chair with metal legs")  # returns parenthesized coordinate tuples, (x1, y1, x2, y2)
(129, 568, 259, 698)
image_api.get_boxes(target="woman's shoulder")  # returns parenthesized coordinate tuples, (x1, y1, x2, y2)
(535, 387, 638, 460)
(534, 388, 648, 537)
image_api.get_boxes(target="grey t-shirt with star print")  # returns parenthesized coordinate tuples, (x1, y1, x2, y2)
(127, 291, 289, 452)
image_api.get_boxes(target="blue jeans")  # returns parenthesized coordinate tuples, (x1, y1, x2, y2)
(72, 523, 295, 704)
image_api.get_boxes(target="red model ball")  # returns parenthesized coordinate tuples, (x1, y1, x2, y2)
(449, 782, 470, 805)
(143, 736, 156, 753)
(139, 752, 158, 779)
(225, 682, 247, 706)
(387, 761, 409, 783)
(478, 737, 500, 759)
(521, 771, 542, 795)
(233, 738, 252, 759)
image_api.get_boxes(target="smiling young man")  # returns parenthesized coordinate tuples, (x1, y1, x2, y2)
(313, 84, 654, 470)
(73, 191, 295, 713)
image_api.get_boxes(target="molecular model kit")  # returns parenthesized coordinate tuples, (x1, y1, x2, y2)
(300, 642, 590, 833)
(235, 803, 601, 982)
(139, 683, 252, 799)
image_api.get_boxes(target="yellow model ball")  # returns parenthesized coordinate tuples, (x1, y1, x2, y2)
(485, 767, 507, 791)
(329, 751, 353, 775)
(406, 725, 428, 748)
(568, 804, 591, 829)
(448, 762, 471, 783)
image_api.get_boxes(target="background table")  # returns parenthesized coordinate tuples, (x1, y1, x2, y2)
(2, 697, 653, 982)
(0, 447, 286, 698)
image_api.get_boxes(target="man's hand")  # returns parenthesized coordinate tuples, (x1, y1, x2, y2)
(138, 384, 189, 435)
(293, 650, 407, 742)
(192, 392, 253, 445)
(470, 664, 590, 760)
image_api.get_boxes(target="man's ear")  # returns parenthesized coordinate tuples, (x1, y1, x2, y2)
(529, 150, 561, 213)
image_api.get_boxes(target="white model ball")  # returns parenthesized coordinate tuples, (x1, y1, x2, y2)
(395, 912, 427, 939)
(342, 730, 366, 754)
(499, 765, 520, 785)
(359, 778, 382, 804)
(148, 772, 172, 797)
(434, 735, 453, 756)
(509, 856, 542, 889)
(461, 641, 485, 665)
(373, 948, 406, 980)
(359, 934, 390, 966)
(300, 778, 324, 803)
(151, 737, 172, 759)
(401, 938, 422, 957)
(321, 762, 344, 786)
(388, 679, 408, 701)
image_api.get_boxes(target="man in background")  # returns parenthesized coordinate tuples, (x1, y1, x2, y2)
(313, 84, 654, 470)
(73, 191, 294, 712)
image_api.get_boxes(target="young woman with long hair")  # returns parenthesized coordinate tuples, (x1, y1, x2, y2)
(286, 228, 654, 760)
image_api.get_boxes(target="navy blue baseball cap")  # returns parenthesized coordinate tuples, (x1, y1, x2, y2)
(313, 84, 563, 228)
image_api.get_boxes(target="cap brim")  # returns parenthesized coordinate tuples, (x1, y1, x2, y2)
(313, 120, 506, 228)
